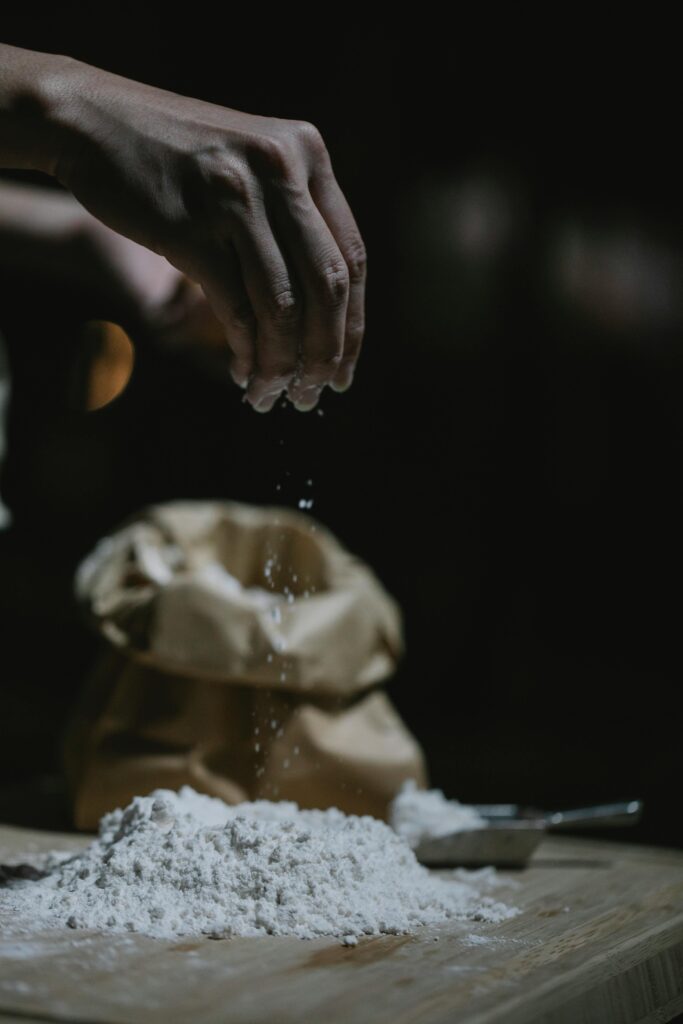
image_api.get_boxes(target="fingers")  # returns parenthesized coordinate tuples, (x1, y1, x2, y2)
(308, 171, 366, 394)
(271, 188, 349, 410)
(231, 208, 302, 412)
(234, 122, 365, 411)
(177, 124, 366, 413)
(223, 180, 365, 411)
(190, 242, 256, 388)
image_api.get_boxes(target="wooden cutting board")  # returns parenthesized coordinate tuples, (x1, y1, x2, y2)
(0, 824, 682, 1024)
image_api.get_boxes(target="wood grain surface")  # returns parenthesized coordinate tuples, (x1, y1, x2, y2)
(0, 824, 682, 1024)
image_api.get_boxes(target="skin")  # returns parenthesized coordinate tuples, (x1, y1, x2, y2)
(0, 180, 219, 340)
(0, 44, 366, 411)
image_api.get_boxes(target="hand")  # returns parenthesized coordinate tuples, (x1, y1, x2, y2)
(54, 63, 366, 412)
(74, 211, 222, 344)
(0, 181, 222, 350)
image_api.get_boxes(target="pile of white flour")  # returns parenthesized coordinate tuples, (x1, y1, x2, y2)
(390, 781, 486, 848)
(1, 788, 516, 942)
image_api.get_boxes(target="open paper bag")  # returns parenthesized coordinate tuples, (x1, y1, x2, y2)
(67, 501, 426, 829)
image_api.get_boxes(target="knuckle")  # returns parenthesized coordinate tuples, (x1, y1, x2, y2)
(207, 163, 255, 209)
(345, 237, 368, 283)
(183, 148, 257, 224)
(345, 316, 365, 350)
(252, 135, 294, 180)
(317, 261, 350, 309)
(293, 120, 326, 156)
(267, 286, 300, 327)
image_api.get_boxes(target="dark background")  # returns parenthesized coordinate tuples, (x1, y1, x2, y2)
(1, 15, 681, 845)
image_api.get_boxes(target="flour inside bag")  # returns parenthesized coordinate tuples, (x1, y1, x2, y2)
(68, 501, 426, 829)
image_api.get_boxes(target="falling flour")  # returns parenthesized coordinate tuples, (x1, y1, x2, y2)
(1, 788, 516, 942)
(390, 781, 486, 848)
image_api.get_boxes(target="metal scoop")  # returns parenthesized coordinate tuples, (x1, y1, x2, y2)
(414, 800, 643, 868)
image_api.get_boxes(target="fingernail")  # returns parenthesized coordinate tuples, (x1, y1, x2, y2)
(246, 392, 278, 414)
(230, 369, 249, 389)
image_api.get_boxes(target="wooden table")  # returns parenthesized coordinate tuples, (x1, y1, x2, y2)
(0, 824, 682, 1024)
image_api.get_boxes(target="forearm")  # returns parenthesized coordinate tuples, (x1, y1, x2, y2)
(0, 44, 82, 175)
(0, 44, 365, 407)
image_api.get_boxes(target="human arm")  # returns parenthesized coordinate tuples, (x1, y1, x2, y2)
(0, 179, 214, 336)
(0, 44, 365, 410)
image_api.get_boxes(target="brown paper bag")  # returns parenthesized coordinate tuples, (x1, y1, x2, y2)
(67, 501, 426, 829)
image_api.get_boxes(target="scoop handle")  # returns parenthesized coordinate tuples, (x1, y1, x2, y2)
(544, 800, 643, 830)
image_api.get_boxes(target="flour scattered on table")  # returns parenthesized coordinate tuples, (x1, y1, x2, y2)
(390, 780, 485, 848)
(453, 866, 522, 892)
(0, 788, 517, 941)
(462, 932, 496, 947)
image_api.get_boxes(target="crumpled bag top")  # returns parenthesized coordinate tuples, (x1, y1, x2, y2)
(76, 501, 403, 697)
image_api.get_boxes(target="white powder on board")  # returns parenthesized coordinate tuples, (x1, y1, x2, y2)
(1, 788, 516, 942)
(390, 781, 486, 848)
